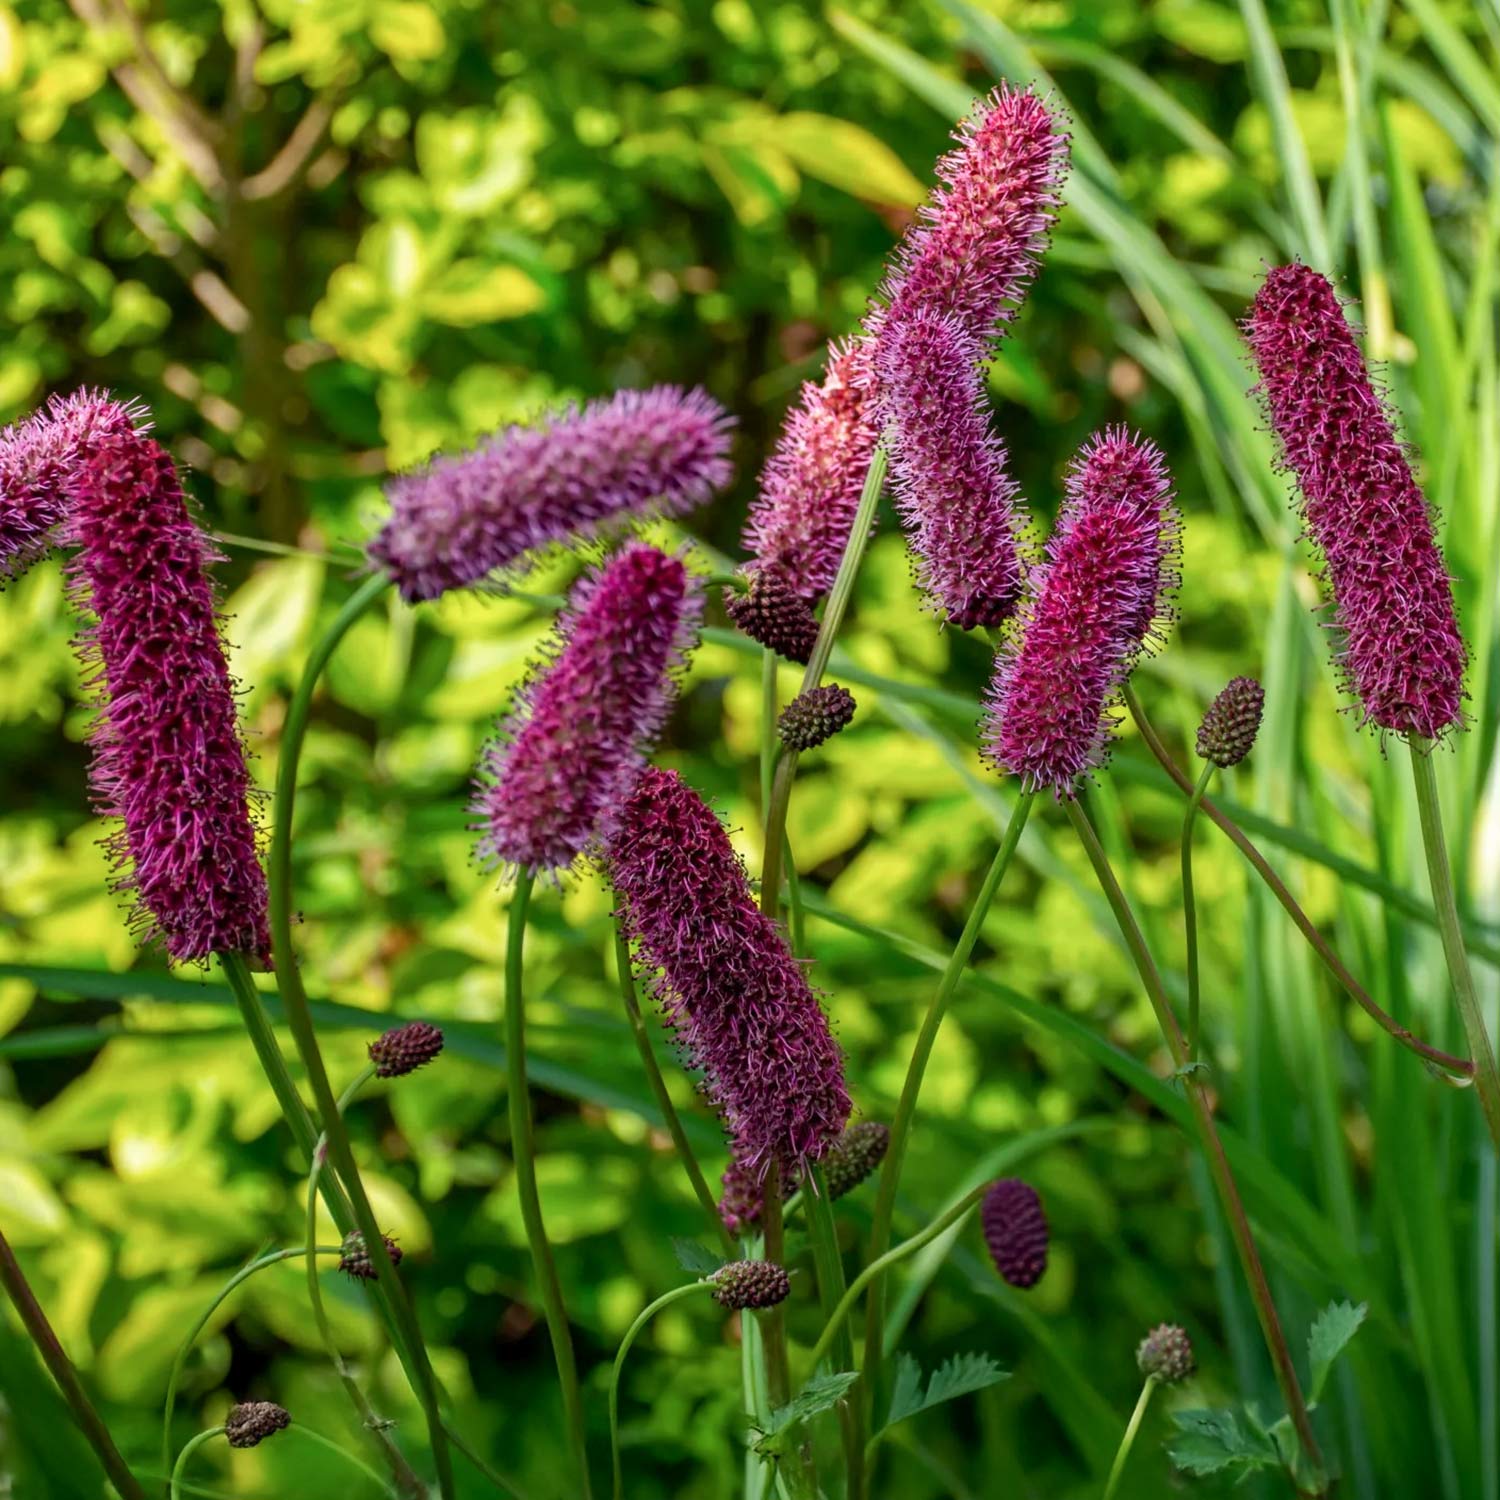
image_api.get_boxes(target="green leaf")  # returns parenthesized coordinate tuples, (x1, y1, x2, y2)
(881, 1350, 1009, 1433)
(1307, 1300, 1368, 1404)
(1168, 1408, 1280, 1477)
(767, 112, 926, 208)
(752, 1371, 860, 1457)
(672, 1238, 725, 1277)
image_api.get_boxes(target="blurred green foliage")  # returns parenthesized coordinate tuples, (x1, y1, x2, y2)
(3, 1, 1500, 1498)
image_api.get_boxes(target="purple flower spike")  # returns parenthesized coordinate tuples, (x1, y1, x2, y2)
(984, 427, 1178, 798)
(877, 310, 1031, 629)
(474, 544, 703, 876)
(871, 85, 1069, 352)
(370, 386, 734, 603)
(606, 767, 851, 1182)
(1245, 263, 1465, 740)
(741, 338, 881, 600)
(60, 395, 270, 964)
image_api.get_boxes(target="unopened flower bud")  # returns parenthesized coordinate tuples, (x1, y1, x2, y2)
(822, 1121, 889, 1200)
(1196, 677, 1264, 768)
(368, 1021, 445, 1078)
(339, 1230, 403, 1281)
(981, 1178, 1048, 1289)
(1136, 1323, 1194, 1384)
(725, 570, 820, 665)
(778, 685, 856, 751)
(225, 1401, 290, 1449)
(710, 1260, 791, 1311)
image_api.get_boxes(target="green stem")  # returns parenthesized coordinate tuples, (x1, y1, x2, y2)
(807, 1184, 987, 1377)
(169, 1428, 224, 1500)
(219, 952, 317, 1158)
(609, 1283, 712, 1500)
(0, 1226, 146, 1500)
(266, 569, 455, 1500)
(1063, 797, 1325, 1491)
(162, 1244, 342, 1492)
(757, 1164, 815, 1500)
(805, 1165, 862, 1498)
(860, 794, 1034, 1427)
(1102, 1378, 1158, 1500)
(444, 1422, 534, 1500)
(1409, 742, 1500, 1150)
(1182, 762, 1215, 1063)
(613, 924, 734, 1257)
(170, 1423, 390, 1500)
(507, 875, 592, 1497)
(1123, 686, 1472, 1077)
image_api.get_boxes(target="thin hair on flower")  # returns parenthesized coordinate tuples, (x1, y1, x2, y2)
(983, 427, 1179, 798)
(606, 767, 851, 1182)
(369, 386, 734, 603)
(1244, 262, 1465, 741)
(473, 543, 703, 877)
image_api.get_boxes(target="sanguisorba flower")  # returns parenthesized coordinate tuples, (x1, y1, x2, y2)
(984, 427, 1178, 797)
(369, 386, 734, 603)
(59, 392, 271, 964)
(740, 338, 880, 601)
(606, 767, 851, 1182)
(877, 310, 1031, 629)
(474, 544, 702, 876)
(1244, 263, 1465, 740)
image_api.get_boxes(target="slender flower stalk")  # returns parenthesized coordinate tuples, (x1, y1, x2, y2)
(1102, 1378, 1159, 1500)
(1181, 761, 1215, 1064)
(1104, 1327, 1195, 1500)
(369, 387, 733, 602)
(507, 874, 592, 1496)
(169, 1418, 385, 1500)
(0, 1228, 146, 1500)
(474, 544, 703, 875)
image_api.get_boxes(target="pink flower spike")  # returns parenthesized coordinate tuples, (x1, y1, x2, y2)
(474, 544, 703, 876)
(1244, 262, 1465, 741)
(877, 309, 1031, 629)
(984, 427, 1179, 798)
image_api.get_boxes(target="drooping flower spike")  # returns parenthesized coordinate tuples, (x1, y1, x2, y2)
(606, 767, 851, 1182)
(369, 386, 734, 603)
(1244, 263, 1465, 741)
(739, 338, 881, 601)
(50, 392, 271, 964)
(474, 544, 702, 877)
(877, 310, 1031, 629)
(984, 427, 1179, 798)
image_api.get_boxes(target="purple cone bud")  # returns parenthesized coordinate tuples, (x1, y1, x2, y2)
(777, 684, 856, 752)
(1244, 264, 1465, 740)
(724, 568, 820, 665)
(473, 544, 702, 876)
(981, 1178, 1048, 1289)
(1197, 677, 1264, 768)
(369, 387, 734, 603)
(741, 339, 881, 601)
(338, 1230, 403, 1281)
(877, 310, 1031, 628)
(368, 1021, 445, 1078)
(984, 427, 1179, 798)
(1136, 1323, 1194, 1384)
(711, 1260, 791, 1311)
(225, 1401, 290, 1448)
(606, 768, 851, 1181)
(45, 393, 270, 964)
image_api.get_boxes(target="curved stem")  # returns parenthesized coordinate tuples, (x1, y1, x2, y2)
(861, 794, 1034, 1426)
(266, 568, 455, 1499)
(613, 923, 734, 1257)
(169, 1428, 224, 1500)
(1181, 763, 1215, 1063)
(807, 1184, 987, 1377)
(293, 1423, 397, 1493)
(1063, 797, 1326, 1491)
(1409, 742, 1500, 1151)
(1102, 1378, 1158, 1500)
(507, 875, 592, 1497)
(1123, 685, 1472, 1077)
(0, 1227, 146, 1500)
(170, 1424, 391, 1500)
(609, 1283, 712, 1500)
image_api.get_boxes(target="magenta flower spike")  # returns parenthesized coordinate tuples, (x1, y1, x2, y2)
(870, 85, 1069, 353)
(57, 393, 271, 964)
(1245, 263, 1465, 740)
(984, 427, 1178, 797)
(877, 310, 1031, 628)
(740, 338, 881, 600)
(606, 767, 851, 1182)
(369, 386, 734, 602)
(474, 544, 703, 876)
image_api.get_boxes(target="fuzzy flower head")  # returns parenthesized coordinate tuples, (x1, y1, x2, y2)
(473, 544, 702, 876)
(870, 85, 1069, 352)
(606, 767, 851, 1181)
(984, 428, 1179, 798)
(741, 338, 881, 601)
(46, 393, 270, 964)
(1244, 264, 1464, 740)
(369, 387, 734, 603)
(877, 310, 1031, 629)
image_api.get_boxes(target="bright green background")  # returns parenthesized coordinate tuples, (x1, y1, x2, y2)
(2, 1, 1499, 1497)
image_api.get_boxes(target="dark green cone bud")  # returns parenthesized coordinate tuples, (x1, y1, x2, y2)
(1196, 677, 1264, 767)
(710, 1260, 791, 1310)
(778, 684, 856, 751)
(822, 1120, 889, 1200)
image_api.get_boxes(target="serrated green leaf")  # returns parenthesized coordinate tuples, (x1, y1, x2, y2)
(1307, 1300, 1367, 1403)
(672, 1238, 725, 1277)
(881, 1350, 1009, 1433)
(753, 1371, 860, 1457)
(1168, 1408, 1279, 1477)
(885, 1353, 924, 1430)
